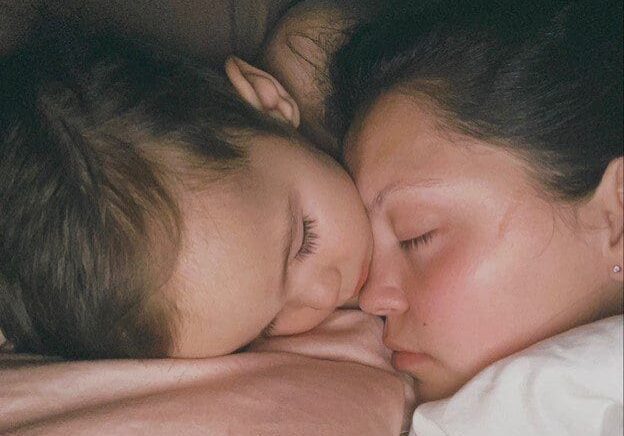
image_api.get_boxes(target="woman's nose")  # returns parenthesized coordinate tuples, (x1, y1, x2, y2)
(359, 266, 409, 316)
(359, 284, 409, 316)
(298, 266, 342, 310)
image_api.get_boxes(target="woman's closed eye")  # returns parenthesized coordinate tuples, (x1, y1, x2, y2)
(295, 215, 318, 260)
(399, 230, 436, 251)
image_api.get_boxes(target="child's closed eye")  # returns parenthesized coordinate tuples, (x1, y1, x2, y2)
(295, 215, 318, 260)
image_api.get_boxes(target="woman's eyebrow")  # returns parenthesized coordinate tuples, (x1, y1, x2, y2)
(367, 178, 444, 214)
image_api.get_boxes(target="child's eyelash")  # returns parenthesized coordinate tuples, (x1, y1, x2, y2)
(261, 318, 278, 338)
(296, 216, 318, 260)
(399, 231, 435, 251)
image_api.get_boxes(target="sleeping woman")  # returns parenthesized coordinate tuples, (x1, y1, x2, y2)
(318, 0, 622, 433)
(253, 0, 623, 432)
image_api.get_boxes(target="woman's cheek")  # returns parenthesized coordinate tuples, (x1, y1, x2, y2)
(433, 237, 531, 370)
(408, 233, 471, 321)
(410, 231, 498, 350)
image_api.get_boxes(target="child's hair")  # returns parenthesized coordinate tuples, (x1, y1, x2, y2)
(329, 0, 623, 201)
(0, 23, 293, 359)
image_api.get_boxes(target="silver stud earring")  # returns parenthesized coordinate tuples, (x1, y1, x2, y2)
(613, 265, 622, 273)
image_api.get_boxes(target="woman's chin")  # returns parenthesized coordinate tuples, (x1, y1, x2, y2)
(415, 375, 467, 403)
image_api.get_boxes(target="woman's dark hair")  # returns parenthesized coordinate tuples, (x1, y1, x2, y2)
(0, 22, 293, 359)
(330, 0, 623, 200)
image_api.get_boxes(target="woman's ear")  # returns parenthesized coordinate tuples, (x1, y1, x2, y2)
(593, 157, 624, 281)
(225, 56, 300, 128)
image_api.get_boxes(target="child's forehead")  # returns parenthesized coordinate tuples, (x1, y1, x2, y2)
(168, 131, 340, 234)
(173, 160, 275, 222)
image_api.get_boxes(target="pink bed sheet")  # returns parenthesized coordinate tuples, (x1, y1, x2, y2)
(0, 311, 408, 435)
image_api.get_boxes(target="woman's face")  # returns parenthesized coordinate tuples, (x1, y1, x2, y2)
(347, 93, 611, 401)
(168, 134, 372, 358)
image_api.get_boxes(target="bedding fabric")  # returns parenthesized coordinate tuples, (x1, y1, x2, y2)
(0, 310, 406, 435)
(409, 315, 624, 436)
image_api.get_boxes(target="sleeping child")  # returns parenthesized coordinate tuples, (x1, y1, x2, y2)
(0, 25, 374, 360)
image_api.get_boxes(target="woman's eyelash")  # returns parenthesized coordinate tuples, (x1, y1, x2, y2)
(399, 231, 435, 251)
(296, 216, 318, 260)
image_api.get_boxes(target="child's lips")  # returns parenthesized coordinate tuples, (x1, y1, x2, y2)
(354, 257, 370, 296)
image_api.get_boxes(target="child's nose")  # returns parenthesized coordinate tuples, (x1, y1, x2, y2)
(300, 266, 342, 310)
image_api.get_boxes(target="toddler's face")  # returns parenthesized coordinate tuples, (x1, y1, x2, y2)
(168, 134, 372, 357)
(348, 93, 614, 401)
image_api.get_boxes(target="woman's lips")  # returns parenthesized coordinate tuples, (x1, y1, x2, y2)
(392, 351, 432, 372)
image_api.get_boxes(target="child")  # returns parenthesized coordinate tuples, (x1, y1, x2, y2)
(0, 25, 373, 360)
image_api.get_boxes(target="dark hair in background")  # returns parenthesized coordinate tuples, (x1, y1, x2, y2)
(330, 0, 623, 201)
(0, 21, 293, 359)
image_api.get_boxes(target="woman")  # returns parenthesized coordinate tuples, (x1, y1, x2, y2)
(328, 0, 622, 433)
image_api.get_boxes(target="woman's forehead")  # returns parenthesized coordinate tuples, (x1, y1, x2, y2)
(345, 94, 439, 175)
(345, 95, 536, 210)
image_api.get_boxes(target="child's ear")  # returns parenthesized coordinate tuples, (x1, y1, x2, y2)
(225, 56, 300, 128)
(593, 157, 624, 281)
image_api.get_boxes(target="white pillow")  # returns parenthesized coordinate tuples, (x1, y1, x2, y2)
(410, 315, 623, 436)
